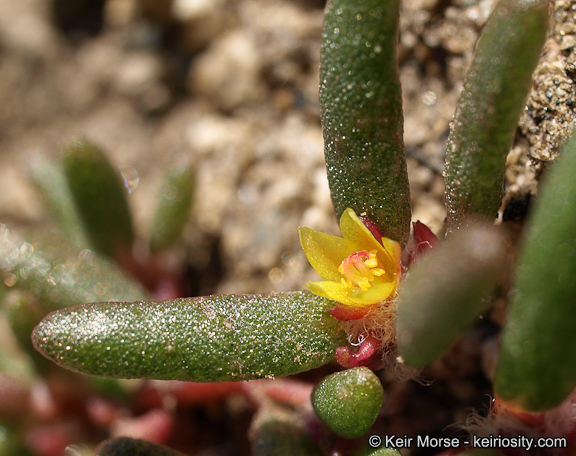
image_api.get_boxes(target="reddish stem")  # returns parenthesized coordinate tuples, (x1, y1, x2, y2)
(335, 335, 382, 370)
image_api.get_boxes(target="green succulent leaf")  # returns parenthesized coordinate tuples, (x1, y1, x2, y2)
(0, 424, 34, 456)
(62, 138, 135, 259)
(32, 292, 347, 382)
(320, 0, 411, 246)
(311, 367, 384, 439)
(0, 226, 147, 311)
(96, 437, 185, 456)
(251, 408, 323, 456)
(28, 156, 88, 249)
(444, 0, 549, 232)
(1, 290, 52, 372)
(1, 291, 129, 400)
(396, 223, 508, 367)
(495, 130, 576, 411)
(149, 162, 194, 252)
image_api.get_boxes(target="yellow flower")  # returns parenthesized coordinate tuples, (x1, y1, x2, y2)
(299, 208, 402, 308)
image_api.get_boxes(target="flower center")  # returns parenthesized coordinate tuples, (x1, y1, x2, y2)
(338, 250, 386, 291)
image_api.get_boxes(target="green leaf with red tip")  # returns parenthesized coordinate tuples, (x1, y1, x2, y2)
(62, 138, 135, 259)
(320, 0, 411, 246)
(149, 162, 194, 252)
(312, 367, 384, 439)
(495, 131, 576, 411)
(396, 223, 508, 367)
(32, 292, 347, 382)
(444, 0, 549, 232)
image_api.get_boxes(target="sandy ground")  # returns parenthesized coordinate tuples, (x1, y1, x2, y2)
(0, 1, 575, 453)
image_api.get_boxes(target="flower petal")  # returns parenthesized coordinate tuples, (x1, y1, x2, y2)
(380, 236, 402, 276)
(347, 281, 397, 306)
(298, 227, 352, 281)
(305, 280, 357, 306)
(301, 209, 403, 312)
(339, 208, 383, 252)
(340, 209, 400, 278)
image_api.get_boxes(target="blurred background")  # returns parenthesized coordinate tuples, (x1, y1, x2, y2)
(0, 0, 486, 298)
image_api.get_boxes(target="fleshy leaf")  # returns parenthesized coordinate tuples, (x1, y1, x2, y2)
(311, 367, 384, 439)
(396, 223, 508, 367)
(32, 292, 347, 382)
(149, 162, 194, 252)
(0, 225, 147, 311)
(320, 0, 411, 246)
(1, 290, 52, 372)
(96, 437, 184, 456)
(0, 424, 33, 455)
(251, 408, 323, 456)
(444, 0, 549, 232)
(495, 130, 576, 411)
(62, 138, 135, 259)
(28, 156, 88, 249)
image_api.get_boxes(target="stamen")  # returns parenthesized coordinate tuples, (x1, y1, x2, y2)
(339, 250, 385, 292)
(357, 277, 371, 290)
(365, 257, 378, 268)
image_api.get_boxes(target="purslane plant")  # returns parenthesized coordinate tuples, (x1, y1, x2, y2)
(3, 0, 576, 454)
